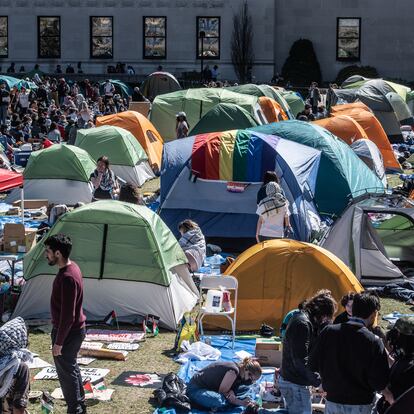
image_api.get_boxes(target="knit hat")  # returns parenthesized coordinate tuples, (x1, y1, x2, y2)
(394, 316, 414, 336)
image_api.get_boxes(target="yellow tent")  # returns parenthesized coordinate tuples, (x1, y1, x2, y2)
(218, 239, 362, 331)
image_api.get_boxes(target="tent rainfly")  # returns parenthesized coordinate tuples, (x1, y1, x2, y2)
(96, 111, 164, 170)
(207, 239, 362, 330)
(75, 125, 155, 186)
(13, 201, 198, 329)
(189, 103, 258, 136)
(250, 121, 385, 217)
(150, 88, 264, 141)
(160, 129, 322, 246)
(141, 71, 181, 99)
(322, 194, 414, 286)
(6, 145, 96, 205)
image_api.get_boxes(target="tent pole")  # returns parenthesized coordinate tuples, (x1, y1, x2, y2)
(20, 186, 24, 224)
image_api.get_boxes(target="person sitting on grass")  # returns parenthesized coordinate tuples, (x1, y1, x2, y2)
(0, 317, 31, 414)
(178, 219, 206, 272)
(186, 357, 262, 411)
(90, 155, 119, 200)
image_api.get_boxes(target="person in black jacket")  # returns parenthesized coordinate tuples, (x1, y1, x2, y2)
(377, 316, 414, 413)
(279, 289, 337, 414)
(333, 292, 355, 324)
(309, 292, 390, 414)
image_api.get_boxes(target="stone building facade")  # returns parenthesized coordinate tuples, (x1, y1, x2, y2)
(0, 0, 275, 81)
(0, 0, 412, 83)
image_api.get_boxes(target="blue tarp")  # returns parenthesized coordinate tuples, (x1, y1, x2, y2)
(177, 336, 277, 414)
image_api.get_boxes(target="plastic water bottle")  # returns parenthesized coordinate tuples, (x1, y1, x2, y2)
(211, 254, 221, 275)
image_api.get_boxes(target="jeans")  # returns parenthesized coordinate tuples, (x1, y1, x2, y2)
(186, 382, 228, 410)
(325, 401, 375, 414)
(52, 328, 86, 414)
(0, 105, 7, 125)
(278, 376, 312, 414)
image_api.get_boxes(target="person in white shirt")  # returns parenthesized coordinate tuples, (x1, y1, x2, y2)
(18, 87, 30, 115)
(103, 80, 115, 103)
(256, 171, 292, 242)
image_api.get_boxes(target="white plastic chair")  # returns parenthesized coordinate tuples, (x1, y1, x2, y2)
(198, 275, 238, 349)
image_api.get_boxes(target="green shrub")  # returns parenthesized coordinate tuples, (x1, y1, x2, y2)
(281, 39, 322, 86)
(335, 65, 379, 85)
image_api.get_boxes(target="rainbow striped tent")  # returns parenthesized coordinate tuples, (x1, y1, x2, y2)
(160, 130, 322, 247)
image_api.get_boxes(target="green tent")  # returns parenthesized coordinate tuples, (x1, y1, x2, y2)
(5, 145, 97, 205)
(24, 144, 96, 182)
(189, 103, 258, 135)
(342, 76, 411, 102)
(279, 89, 305, 117)
(250, 121, 385, 216)
(14, 201, 198, 329)
(227, 84, 293, 118)
(150, 88, 260, 141)
(75, 125, 155, 186)
(75, 125, 147, 167)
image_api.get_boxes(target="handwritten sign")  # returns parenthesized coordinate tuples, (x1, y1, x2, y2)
(34, 367, 110, 382)
(107, 343, 139, 351)
(85, 330, 145, 343)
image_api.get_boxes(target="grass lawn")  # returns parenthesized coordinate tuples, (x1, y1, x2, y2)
(28, 331, 178, 414)
(26, 298, 413, 413)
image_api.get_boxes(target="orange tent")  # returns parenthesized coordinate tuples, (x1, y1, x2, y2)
(96, 110, 163, 169)
(208, 240, 362, 331)
(259, 97, 289, 123)
(330, 105, 401, 171)
(314, 115, 368, 144)
(330, 101, 371, 115)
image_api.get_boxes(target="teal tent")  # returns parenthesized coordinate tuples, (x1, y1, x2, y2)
(279, 90, 305, 117)
(99, 79, 132, 98)
(0, 75, 37, 90)
(250, 121, 385, 216)
(189, 103, 258, 135)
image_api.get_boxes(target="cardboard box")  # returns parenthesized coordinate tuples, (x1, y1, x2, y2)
(3, 223, 37, 253)
(128, 103, 150, 117)
(12, 199, 48, 209)
(255, 338, 283, 367)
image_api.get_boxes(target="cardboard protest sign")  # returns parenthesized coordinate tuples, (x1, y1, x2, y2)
(112, 371, 165, 388)
(34, 367, 110, 382)
(107, 343, 139, 351)
(85, 329, 145, 343)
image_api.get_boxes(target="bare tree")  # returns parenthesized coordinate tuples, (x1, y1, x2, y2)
(231, 1, 254, 84)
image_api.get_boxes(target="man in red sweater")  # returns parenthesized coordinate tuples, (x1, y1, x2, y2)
(45, 234, 86, 414)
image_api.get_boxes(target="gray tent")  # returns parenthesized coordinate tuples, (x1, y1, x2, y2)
(333, 79, 414, 142)
(321, 194, 414, 286)
(350, 139, 387, 187)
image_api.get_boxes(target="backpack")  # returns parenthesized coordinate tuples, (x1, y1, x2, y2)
(153, 372, 191, 412)
(257, 182, 287, 218)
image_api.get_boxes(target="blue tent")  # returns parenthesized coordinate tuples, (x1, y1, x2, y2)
(250, 121, 385, 216)
(159, 130, 322, 246)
